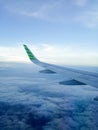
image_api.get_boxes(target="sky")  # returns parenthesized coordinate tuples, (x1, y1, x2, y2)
(0, 0, 98, 66)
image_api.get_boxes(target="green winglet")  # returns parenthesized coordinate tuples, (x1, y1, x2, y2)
(23, 45, 37, 60)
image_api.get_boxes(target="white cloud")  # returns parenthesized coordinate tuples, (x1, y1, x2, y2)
(20, 1, 66, 23)
(2, 0, 98, 28)
(20, 11, 42, 18)
(4, 0, 62, 20)
(3, 0, 98, 28)
(0, 46, 27, 62)
(0, 44, 98, 66)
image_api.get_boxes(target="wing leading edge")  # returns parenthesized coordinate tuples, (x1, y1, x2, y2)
(23, 45, 98, 88)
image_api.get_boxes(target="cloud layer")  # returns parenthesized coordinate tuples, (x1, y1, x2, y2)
(0, 44, 98, 66)
(0, 63, 98, 130)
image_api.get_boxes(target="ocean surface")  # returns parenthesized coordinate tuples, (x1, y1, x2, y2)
(0, 62, 98, 130)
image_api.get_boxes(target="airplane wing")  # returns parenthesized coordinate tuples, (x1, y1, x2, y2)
(23, 45, 98, 88)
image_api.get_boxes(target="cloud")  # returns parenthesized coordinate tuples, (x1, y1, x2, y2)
(0, 46, 27, 62)
(0, 65, 98, 130)
(32, 44, 98, 66)
(0, 44, 98, 66)
(4, 0, 62, 20)
(20, 0, 70, 24)
(20, 11, 42, 18)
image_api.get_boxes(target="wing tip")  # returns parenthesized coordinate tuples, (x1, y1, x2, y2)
(23, 44, 27, 48)
(23, 44, 38, 61)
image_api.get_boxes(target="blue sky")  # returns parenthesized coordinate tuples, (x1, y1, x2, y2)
(0, 0, 98, 65)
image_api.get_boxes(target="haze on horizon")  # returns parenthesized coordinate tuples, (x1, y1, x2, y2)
(0, 0, 98, 66)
